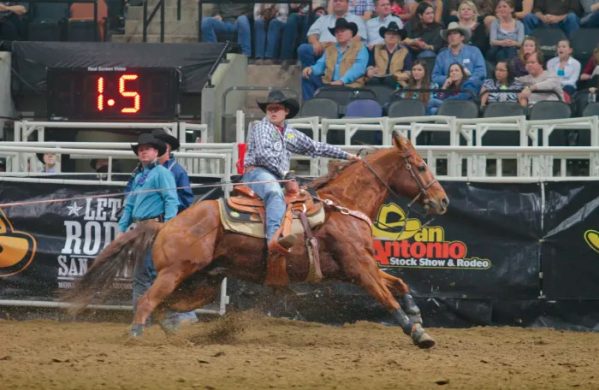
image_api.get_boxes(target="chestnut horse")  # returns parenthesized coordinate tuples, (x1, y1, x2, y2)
(66, 132, 449, 348)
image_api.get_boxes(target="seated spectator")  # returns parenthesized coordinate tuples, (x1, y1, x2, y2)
(546, 39, 581, 96)
(445, 0, 496, 31)
(366, 22, 411, 88)
(403, 0, 443, 24)
(301, 18, 369, 100)
(281, 2, 327, 65)
(297, 0, 367, 68)
(522, 0, 580, 38)
(580, 47, 599, 88)
(488, 0, 525, 63)
(513, 0, 533, 21)
(0, 2, 27, 41)
(437, 62, 479, 100)
(37, 152, 59, 174)
(455, 0, 490, 55)
(480, 60, 523, 108)
(200, 2, 252, 56)
(580, 0, 599, 27)
(510, 35, 541, 77)
(254, 4, 289, 64)
(432, 22, 487, 92)
(366, 0, 403, 49)
(70, 0, 108, 41)
(517, 52, 564, 106)
(401, 59, 441, 114)
(404, 2, 443, 59)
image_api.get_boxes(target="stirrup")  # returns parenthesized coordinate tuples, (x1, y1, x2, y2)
(277, 234, 297, 250)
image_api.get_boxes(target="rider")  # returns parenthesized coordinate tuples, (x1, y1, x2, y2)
(243, 89, 360, 286)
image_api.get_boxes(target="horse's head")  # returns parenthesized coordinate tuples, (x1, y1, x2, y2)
(389, 131, 449, 215)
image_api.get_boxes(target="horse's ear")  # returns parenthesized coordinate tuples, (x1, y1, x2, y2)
(392, 131, 409, 151)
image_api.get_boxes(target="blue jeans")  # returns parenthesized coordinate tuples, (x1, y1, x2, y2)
(298, 42, 321, 68)
(581, 11, 599, 28)
(254, 18, 285, 59)
(523, 13, 579, 38)
(201, 16, 251, 56)
(132, 248, 197, 325)
(281, 13, 311, 59)
(301, 73, 324, 101)
(488, 46, 518, 62)
(242, 167, 285, 242)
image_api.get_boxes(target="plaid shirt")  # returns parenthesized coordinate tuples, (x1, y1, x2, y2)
(244, 117, 350, 178)
(349, 0, 374, 16)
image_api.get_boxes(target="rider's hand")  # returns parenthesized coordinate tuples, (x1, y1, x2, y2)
(348, 153, 361, 161)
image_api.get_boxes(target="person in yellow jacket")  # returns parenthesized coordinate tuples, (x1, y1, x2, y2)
(366, 21, 412, 88)
(301, 17, 369, 100)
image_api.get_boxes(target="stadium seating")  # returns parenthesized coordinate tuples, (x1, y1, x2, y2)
(366, 84, 396, 108)
(387, 99, 426, 117)
(528, 101, 572, 120)
(298, 98, 339, 119)
(582, 102, 599, 117)
(67, 20, 98, 41)
(570, 28, 599, 66)
(344, 99, 383, 118)
(483, 102, 525, 118)
(530, 28, 567, 59)
(437, 100, 479, 118)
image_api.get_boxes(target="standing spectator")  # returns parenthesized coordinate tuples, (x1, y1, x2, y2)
(366, 0, 403, 48)
(546, 39, 581, 96)
(366, 22, 411, 87)
(514, 0, 533, 21)
(297, 0, 367, 68)
(522, 0, 580, 38)
(301, 18, 369, 100)
(0, 2, 27, 41)
(580, 0, 599, 27)
(403, 0, 443, 24)
(348, 0, 375, 20)
(488, 0, 525, 62)
(280, 2, 328, 66)
(254, 4, 289, 64)
(119, 133, 179, 336)
(200, 2, 252, 57)
(401, 59, 441, 114)
(480, 60, 523, 108)
(455, 0, 489, 55)
(432, 22, 487, 91)
(510, 35, 541, 76)
(517, 52, 564, 106)
(404, 2, 444, 58)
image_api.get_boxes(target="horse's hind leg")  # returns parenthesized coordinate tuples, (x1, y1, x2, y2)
(379, 270, 423, 324)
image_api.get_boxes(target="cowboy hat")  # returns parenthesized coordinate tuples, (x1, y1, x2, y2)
(151, 128, 180, 151)
(130, 133, 167, 156)
(440, 22, 471, 42)
(257, 89, 300, 119)
(328, 17, 358, 37)
(379, 22, 407, 40)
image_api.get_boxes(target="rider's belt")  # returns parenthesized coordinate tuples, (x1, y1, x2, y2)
(244, 165, 281, 179)
(133, 214, 164, 223)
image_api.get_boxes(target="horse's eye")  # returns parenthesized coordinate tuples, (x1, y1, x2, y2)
(418, 165, 427, 173)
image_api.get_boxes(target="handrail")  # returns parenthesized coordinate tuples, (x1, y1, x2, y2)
(142, 0, 165, 42)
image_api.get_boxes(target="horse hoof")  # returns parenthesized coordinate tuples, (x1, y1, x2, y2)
(412, 324, 436, 349)
(159, 318, 180, 335)
(129, 324, 144, 338)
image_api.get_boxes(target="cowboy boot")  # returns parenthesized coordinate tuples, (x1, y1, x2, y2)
(265, 234, 297, 288)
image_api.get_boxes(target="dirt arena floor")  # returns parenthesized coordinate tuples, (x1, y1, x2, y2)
(1, 311, 598, 390)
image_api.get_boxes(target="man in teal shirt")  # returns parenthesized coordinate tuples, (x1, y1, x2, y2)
(120, 133, 179, 337)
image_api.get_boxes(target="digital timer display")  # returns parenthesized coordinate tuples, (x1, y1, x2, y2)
(47, 67, 180, 120)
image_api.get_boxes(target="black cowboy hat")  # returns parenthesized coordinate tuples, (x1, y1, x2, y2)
(151, 128, 180, 151)
(257, 89, 300, 119)
(130, 133, 167, 156)
(379, 21, 407, 40)
(328, 17, 358, 37)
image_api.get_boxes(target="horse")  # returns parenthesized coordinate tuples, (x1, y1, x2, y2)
(65, 132, 449, 348)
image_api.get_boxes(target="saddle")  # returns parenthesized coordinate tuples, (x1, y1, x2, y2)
(224, 184, 324, 285)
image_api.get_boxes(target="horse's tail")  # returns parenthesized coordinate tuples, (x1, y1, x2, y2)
(61, 221, 163, 314)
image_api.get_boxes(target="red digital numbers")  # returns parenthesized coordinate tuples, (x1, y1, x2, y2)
(96, 73, 141, 114)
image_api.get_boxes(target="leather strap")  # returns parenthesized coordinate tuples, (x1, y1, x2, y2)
(299, 211, 323, 283)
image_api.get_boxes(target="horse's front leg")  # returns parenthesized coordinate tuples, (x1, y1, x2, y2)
(378, 270, 423, 325)
(325, 219, 434, 348)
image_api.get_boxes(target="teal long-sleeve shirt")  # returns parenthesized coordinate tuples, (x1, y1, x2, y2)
(311, 43, 369, 85)
(118, 163, 179, 232)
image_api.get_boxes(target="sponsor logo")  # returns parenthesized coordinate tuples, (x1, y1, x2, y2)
(58, 197, 131, 289)
(584, 230, 599, 254)
(373, 203, 492, 270)
(0, 209, 37, 277)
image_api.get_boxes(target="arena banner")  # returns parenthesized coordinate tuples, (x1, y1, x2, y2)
(0, 180, 222, 301)
(373, 181, 543, 300)
(541, 181, 599, 299)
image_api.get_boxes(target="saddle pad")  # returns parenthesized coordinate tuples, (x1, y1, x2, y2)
(218, 198, 326, 239)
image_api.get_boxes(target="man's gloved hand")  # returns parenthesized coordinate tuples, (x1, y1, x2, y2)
(283, 171, 299, 194)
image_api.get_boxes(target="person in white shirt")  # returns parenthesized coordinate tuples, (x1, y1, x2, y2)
(297, 0, 367, 68)
(366, 0, 403, 48)
(546, 39, 581, 96)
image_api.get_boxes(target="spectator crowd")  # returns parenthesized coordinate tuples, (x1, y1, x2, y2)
(200, 0, 599, 109)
